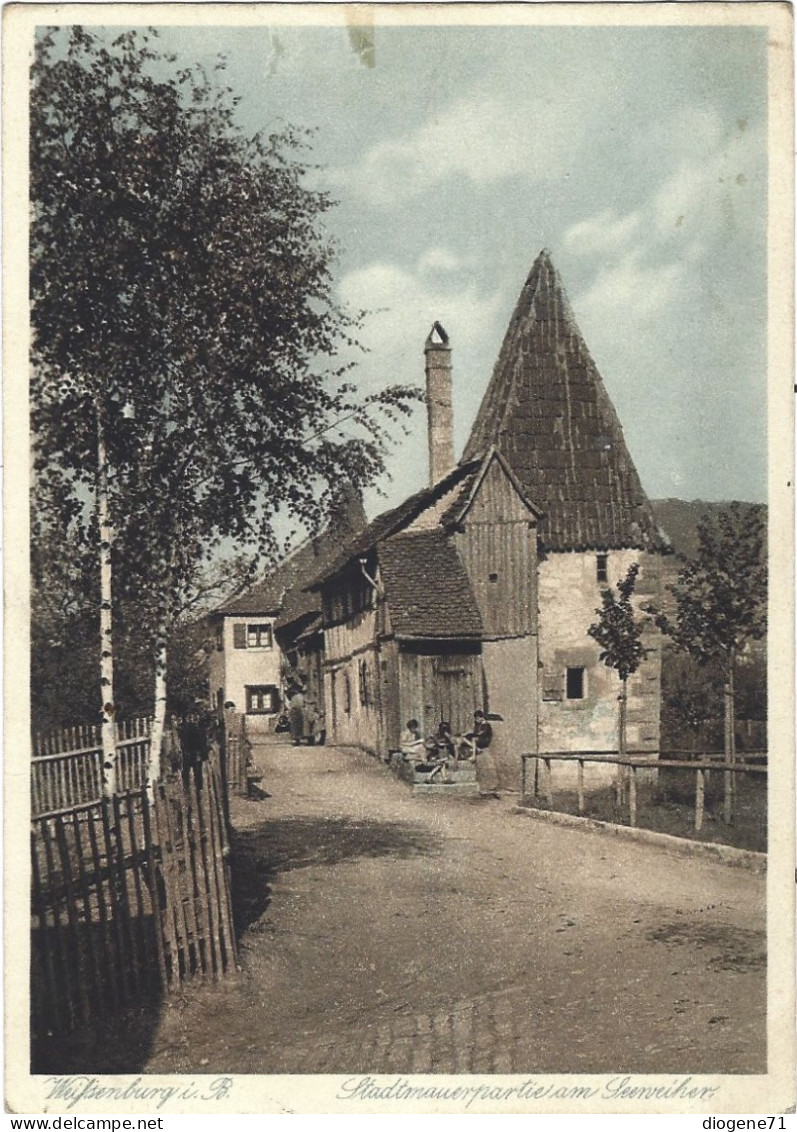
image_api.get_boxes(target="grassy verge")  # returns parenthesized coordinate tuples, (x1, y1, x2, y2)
(520, 768, 766, 853)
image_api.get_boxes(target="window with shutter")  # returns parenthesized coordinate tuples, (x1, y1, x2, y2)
(233, 624, 247, 649)
(246, 685, 279, 714)
(246, 624, 272, 649)
(542, 675, 563, 702)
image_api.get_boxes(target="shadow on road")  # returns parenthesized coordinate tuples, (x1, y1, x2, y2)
(648, 920, 766, 973)
(232, 815, 443, 933)
(31, 987, 165, 1076)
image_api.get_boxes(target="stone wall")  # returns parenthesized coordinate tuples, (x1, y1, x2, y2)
(482, 636, 538, 791)
(537, 549, 663, 782)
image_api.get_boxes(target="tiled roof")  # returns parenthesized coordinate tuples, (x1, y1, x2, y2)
(463, 250, 664, 552)
(378, 529, 482, 639)
(214, 490, 367, 621)
(306, 460, 481, 590)
(213, 574, 285, 617)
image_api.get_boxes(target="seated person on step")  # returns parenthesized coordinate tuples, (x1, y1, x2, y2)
(426, 720, 456, 763)
(399, 718, 424, 760)
(459, 710, 493, 760)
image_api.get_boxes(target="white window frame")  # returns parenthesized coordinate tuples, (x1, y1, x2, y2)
(246, 623, 273, 650)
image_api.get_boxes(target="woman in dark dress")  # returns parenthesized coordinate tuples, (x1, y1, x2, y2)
(288, 686, 305, 746)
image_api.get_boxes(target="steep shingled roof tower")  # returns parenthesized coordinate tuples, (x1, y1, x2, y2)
(463, 250, 662, 552)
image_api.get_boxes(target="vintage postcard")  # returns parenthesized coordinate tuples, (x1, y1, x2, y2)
(4, 1, 794, 1117)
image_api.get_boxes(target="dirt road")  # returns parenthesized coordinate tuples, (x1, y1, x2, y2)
(145, 739, 765, 1075)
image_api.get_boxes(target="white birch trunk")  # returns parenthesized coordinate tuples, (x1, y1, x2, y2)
(148, 629, 168, 791)
(97, 405, 117, 798)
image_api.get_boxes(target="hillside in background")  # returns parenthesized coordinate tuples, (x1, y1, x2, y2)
(651, 499, 768, 561)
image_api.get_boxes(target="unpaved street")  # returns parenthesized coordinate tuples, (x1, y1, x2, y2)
(145, 739, 765, 1075)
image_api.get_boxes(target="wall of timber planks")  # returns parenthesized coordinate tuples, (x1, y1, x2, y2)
(398, 647, 483, 739)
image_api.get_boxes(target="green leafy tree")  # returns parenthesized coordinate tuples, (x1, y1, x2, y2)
(30, 27, 420, 789)
(588, 562, 646, 762)
(659, 644, 724, 753)
(31, 519, 251, 731)
(655, 504, 766, 779)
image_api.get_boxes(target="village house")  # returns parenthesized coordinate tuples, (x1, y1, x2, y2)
(207, 491, 365, 736)
(462, 251, 667, 774)
(307, 250, 666, 789)
(209, 249, 666, 788)
(306, 439, 542, 789)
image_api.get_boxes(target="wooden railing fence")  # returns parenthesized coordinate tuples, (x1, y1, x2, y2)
(32, 718, 152, 817)
(521, 750, 767, 832)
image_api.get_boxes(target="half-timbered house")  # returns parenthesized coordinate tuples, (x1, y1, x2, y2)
(210, 249, 665, 790)
(462, 250, 666, 764)
(308, 444, 542, 787)
(307, 251, 666, 789)
(207, 491, 365, 735)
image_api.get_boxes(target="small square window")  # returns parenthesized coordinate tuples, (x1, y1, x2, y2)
(566, 667, 585, 700)
(246, 624, 273, 649)
(596, 554, 608, 583)
(246, 685, 279, 714)
(488, 572, 499, 583)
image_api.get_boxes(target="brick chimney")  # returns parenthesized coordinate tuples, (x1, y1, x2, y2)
(424, 321, 454, 485)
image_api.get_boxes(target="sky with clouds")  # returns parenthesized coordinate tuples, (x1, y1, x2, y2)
(152, 19, 768, 515)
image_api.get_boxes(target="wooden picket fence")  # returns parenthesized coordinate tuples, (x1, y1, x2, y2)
(33, 717, 151, 757)
(32, 718, 152, 817)
(31, 758, 237, 1037)
(222, 711, 249, 795)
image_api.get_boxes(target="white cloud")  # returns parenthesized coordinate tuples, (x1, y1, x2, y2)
(563, 208, 642, 257)
(576, 250, 684, 326)
(652, 121, 763, 245)
(565, 114, 765, 331)
(338, 260, 503, 378)
(417, 247, 462, 274)
(336, 258, 506, 512)
(332, 91, 585, 207)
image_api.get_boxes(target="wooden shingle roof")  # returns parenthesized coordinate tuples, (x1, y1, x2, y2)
(378, 529, 482, 640)
(214, 489, 366, 621)
(463, 250, 664, 552)
(306, 460, 482, 591)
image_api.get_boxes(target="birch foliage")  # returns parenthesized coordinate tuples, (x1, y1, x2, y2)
(30, 27, 420, 769)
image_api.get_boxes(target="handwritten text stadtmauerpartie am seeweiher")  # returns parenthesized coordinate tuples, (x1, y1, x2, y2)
(337, 1075, 722, 1107)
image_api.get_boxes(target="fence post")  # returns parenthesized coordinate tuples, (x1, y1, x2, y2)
(723, 763, 733, 825)
(695, 767, 705, 832)
(628, 764, 637, 828)
(577, 759, 585, 815)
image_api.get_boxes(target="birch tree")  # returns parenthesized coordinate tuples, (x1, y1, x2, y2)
(30, 26, 419, 791)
